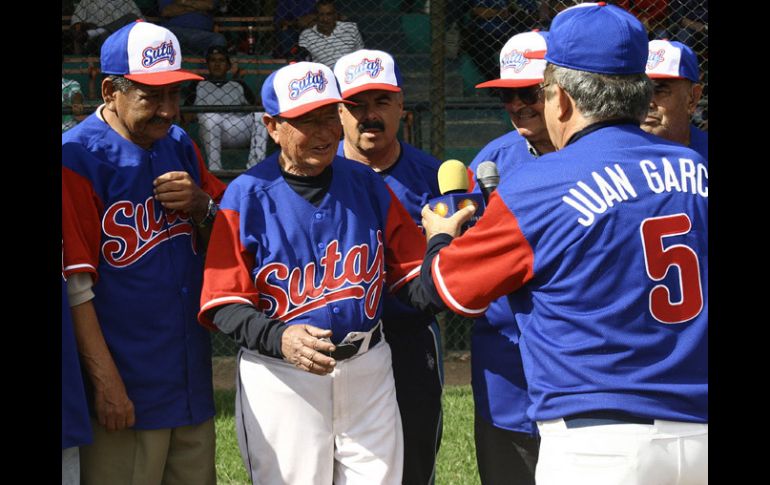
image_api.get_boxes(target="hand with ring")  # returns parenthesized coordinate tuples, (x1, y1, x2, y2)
(281, 324, 337, 375)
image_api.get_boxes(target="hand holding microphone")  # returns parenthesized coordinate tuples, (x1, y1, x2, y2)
(426, 160, 486, 232)
(421, 202, 476, 241)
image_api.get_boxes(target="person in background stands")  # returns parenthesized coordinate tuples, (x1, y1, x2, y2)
(183, 45, 268, 170)
(298, 0, 364, 68)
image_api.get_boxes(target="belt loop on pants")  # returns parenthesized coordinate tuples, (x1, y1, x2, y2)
(562, 411, 655, 428)
(326, 320, 383, 361)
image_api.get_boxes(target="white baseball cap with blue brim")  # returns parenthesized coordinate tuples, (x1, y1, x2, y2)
(476, 30, 549, 89)
(646, 39, 700, 83)
(100, 20, 203, 85)
(332, 49, 403, 99)
(525, 2, 648, 75)
(261, 62, 353, 119)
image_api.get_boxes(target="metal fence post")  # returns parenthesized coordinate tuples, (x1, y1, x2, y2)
(429, 0, 446, 160)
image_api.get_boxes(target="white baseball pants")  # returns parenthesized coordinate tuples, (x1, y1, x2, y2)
(536, 418, 708, 485)
(235, 340, 404, 485)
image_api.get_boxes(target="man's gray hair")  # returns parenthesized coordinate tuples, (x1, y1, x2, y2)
(543, 63, 653, 123)
(106, 75, 136, 93)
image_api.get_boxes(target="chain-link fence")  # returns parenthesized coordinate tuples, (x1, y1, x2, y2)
(62, 0, 708, 355)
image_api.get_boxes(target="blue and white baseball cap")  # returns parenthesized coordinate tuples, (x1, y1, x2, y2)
(333, 49, 403, 99)
(261, 62, 353, 118)
(526, 2, 648, 75)
(100, 20, 202, 85)
(646, 39, 699, 83)
(476, 30, 548, 89)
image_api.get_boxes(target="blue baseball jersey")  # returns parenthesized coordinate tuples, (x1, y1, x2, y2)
(337, 142, 443, 324)
(433, 124, 708, 423)
(198, 153, 426, 343)
(468, 131, 536, 434)
(62, 112, 226, 430)
(61, 271, 92, 449)
(689, 124, 708, 160)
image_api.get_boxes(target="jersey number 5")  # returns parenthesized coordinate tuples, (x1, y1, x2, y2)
(640, 213, 703, 324)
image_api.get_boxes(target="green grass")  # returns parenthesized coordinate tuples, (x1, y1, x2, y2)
(214, 386, 479, 485)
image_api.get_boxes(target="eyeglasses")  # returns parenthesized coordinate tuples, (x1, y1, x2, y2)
(498, 85, 546, 105)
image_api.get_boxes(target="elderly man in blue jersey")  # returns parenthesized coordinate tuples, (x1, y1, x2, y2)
(419, 3, 708, 484)
(198, 60, 450, 485)
(643, 39, 708, 159)
(333, 49, 445, 485)
(62, 21, 225, 485)
(468, 30, 554, 485)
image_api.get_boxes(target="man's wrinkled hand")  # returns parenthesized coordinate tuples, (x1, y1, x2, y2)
(153, 171, 210, 222)
(281, 324, 337, 375)
(421, 203, 476, 241)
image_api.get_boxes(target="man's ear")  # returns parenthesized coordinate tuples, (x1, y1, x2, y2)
(688, 83, 703, 115)
(264, 114, 281, 144)
(554, 84, 573, 122)
(102, 78, 117, 110)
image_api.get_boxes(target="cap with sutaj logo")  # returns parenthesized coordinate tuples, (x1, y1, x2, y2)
(261, 62, 353, 118)
(476, 30, 549, 89)
(100, 20, 202, 85)
(525, 2, 648, 75)
(333, 49, 402, 99)
(646, 39, 699, 83)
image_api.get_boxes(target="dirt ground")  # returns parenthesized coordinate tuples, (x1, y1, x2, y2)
(213, 351, 471, 390)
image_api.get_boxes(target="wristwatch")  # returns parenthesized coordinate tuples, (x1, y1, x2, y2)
(196, 197, 219, 229)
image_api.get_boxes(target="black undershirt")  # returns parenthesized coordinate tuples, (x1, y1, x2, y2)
(211, 160, 441, 358)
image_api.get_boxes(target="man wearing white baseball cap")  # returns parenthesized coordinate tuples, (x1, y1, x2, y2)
(468, 30, 554, 485)
(643, 39, 708, 158)
(418, 3, 708, 484)
(62, 20, 226, 485)
(198, 61, 446, 485)
(333, 49, 446, 485)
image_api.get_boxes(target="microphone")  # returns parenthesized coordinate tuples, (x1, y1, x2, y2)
(476, 161, 499, 203)
(438, 159, 469, 195)
(429, 160, 485, 231)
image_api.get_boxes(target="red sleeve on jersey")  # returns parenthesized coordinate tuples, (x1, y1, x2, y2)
(198, 208, 259, 330)
(192, 139, 227, 202)
(62, 166, 103, 281)
(466, 167, 476, 192)
(432, 191, 535, 317)
(384, 186, 426, 292)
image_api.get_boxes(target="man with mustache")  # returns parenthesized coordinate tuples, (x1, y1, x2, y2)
(333, 49, 452, 485)
(62, 20, 225, 485)
(467, 30, 554, 485)
(642, 39, 707, 158)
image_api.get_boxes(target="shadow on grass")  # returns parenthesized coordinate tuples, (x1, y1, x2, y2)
(215, 389, 237, 418)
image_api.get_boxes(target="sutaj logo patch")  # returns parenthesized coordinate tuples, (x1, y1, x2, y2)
(255, 231, 386, 321)
(288, 70, 328, 99)
(101, 196, 193, 267)
(141, 41, 176, 68)
(647, 49, 666, 71)
(501, 49, 530, 73)
(344, 58, 384, 83)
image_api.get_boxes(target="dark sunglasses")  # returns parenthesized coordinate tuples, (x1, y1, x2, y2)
(498, 85, 545, 105)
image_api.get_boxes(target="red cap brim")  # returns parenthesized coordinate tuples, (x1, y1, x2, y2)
(523, 50, 547, 59)
(125, 69, 203, 86)
(280, 98, 355, 119)
(475, 78, 543, 89)
(340, 83, 402, 99)
(646, 73, 687, 80)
